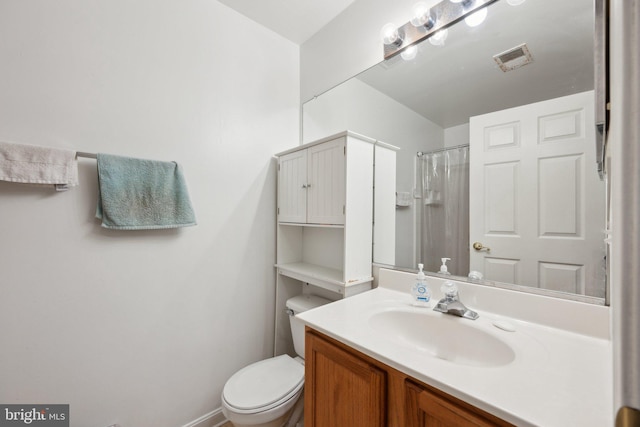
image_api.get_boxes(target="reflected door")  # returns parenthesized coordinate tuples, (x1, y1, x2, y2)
(469, 91, 606, 296)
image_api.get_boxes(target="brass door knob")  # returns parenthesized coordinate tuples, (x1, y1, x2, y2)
(472, 242, 490, 251)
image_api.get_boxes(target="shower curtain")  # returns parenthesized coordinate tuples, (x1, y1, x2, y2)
(416, 146, 470, 277)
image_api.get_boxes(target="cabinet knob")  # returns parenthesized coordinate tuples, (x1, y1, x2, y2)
(302, 183, 311, 189)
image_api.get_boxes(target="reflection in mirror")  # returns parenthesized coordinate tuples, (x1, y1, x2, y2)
(302, 0, 606, 303)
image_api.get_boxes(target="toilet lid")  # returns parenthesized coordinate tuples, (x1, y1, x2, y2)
(223, 355, 304, 411)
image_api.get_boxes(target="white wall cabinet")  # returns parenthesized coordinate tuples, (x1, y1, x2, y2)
(278, 137, 346, 225)
(274, 131, 381, 355)
(275, 132, 374, 293)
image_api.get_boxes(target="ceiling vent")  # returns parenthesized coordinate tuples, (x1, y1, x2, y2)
(493, 43, 533, 72)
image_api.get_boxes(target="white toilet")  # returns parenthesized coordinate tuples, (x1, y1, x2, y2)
(221, 294, 331, 427)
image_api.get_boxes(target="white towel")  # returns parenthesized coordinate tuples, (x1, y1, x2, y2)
(0, 141, 78, 190)
(395, 191, 412, 207)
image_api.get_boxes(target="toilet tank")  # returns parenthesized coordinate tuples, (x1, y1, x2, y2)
(286, 295, 332, 358)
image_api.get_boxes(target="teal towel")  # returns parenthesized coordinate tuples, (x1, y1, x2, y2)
(95, 154, 196, 230)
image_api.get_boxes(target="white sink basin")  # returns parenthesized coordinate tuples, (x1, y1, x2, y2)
(368, 308, 516, 367)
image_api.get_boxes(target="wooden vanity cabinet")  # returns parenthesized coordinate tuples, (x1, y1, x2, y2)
(305, 328, 514, 427)
(404, 380, 511, 427)
(304, 328, 387, 427)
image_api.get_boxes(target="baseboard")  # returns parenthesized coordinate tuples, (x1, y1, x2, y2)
(181, 408, 227, 427)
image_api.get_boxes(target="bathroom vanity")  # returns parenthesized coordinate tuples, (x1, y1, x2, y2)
(297, 268, 612, 427)
(305, 328, 512, 426)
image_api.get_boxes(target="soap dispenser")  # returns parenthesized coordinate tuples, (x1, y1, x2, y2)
(439, 258, 451, 275)
(411, 263, 431, 307)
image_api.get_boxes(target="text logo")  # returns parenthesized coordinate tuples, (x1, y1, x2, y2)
(0, 405, 69, 427)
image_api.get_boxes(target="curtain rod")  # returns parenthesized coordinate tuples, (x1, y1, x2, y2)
(417, 144, 469, 157)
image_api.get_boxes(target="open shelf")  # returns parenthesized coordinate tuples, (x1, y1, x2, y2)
(278, 222, 345, 229)
(276, 262, 373, 296)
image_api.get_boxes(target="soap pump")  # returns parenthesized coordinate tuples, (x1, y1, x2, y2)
(439, 258, 451, 275)
(411, 263, 431, 307)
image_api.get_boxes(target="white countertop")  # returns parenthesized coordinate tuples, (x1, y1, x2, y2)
(297, 269, 613, 427)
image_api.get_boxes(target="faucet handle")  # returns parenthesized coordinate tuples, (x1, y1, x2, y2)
(441, 281, 458, 300)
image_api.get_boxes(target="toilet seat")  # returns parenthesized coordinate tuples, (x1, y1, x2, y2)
(222, 354, 304, 414)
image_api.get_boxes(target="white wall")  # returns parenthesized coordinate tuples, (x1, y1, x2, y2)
(303, 77, 443, 267)
(0, 1, 299, 427)
(444, 123, 470, 148)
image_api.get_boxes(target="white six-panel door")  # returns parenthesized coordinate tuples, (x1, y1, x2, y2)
(469, 91, 605, 296)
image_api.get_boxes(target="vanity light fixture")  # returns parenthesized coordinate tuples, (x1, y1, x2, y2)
(465, 7, 488, 27)
(380, 23, 404, 47)
(506, 0, 526, 5)
(382, 0, 497, 59)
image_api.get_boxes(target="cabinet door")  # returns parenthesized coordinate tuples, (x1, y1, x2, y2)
(278, 149, 308, 223)
(405, 381, 511, 427)
(307, 138, 345, 225)
(305, 331, 386, 427)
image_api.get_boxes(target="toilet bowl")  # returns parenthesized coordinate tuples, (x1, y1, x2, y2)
(221, 294, 331, 427)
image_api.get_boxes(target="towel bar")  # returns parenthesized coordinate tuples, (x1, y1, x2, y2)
(76, 151, 97, 159)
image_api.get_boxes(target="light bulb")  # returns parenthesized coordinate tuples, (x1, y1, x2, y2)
(506, 0, 526, 5)
(401, 45, 418, 61)
(411, 2, 428, 25)
(410, 2, 435, 29)
(465, 7, 487, 27)
(380, 23, 402, 46)
(428, 28, 448, 46)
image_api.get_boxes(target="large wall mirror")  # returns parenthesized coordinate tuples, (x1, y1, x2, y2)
(303, 0, 607, 303)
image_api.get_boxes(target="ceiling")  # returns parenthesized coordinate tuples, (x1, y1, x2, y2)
(218, 0, 358, 44)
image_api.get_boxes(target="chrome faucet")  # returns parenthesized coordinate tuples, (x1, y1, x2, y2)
(433, 282, 479, 320)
